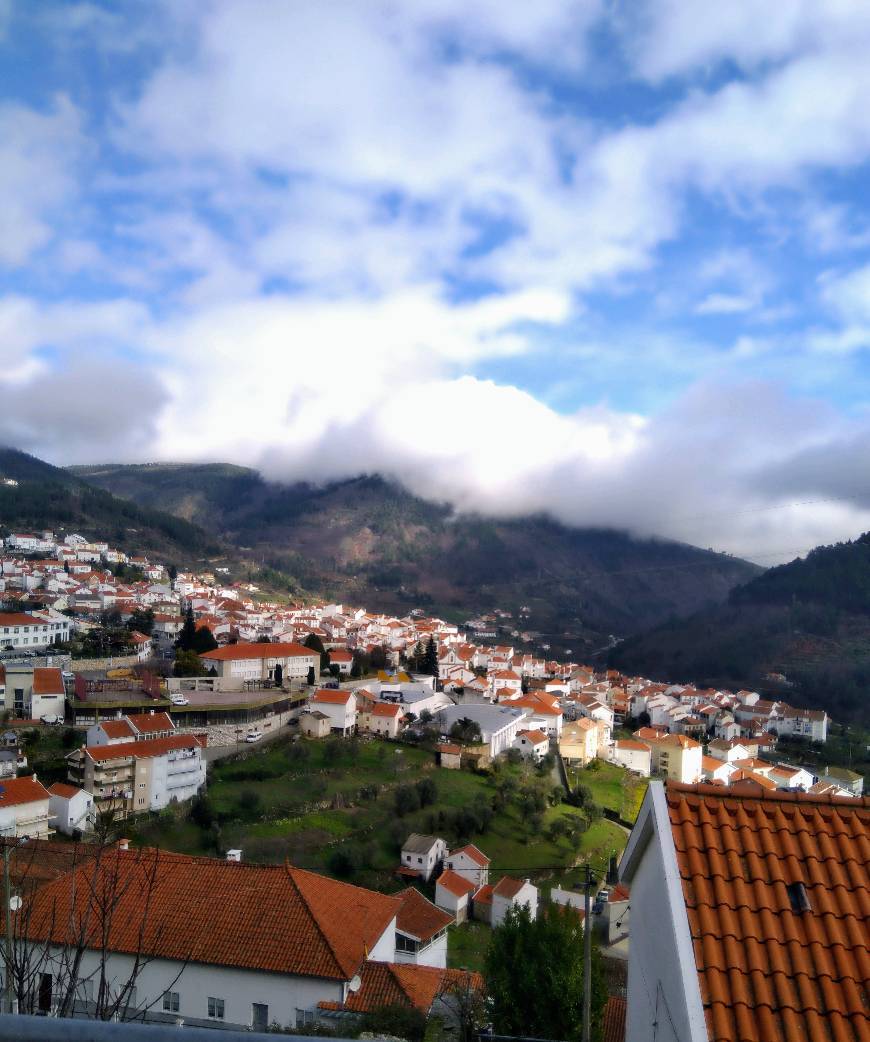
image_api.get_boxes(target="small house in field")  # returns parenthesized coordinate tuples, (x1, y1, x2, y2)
(435, 869, 476, 923)
(299, 710, 331, 739)
(435, 743, 461, 769)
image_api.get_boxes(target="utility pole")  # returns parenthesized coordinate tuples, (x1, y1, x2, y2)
(3, 841, 11, 1015)
(582, 864, 595, 1042)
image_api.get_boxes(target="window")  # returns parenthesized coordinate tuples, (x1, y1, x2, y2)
(396, 933, 419, 953)
(296, 1009, 315, 1028)
(208, 997, 225, 1020)
(163, 991, 180, 1013)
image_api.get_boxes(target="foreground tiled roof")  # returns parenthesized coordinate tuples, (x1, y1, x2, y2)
(319, 961, 482, 1014)
(667, 782, 870, 1042)
(24, 851, 400, 981)
(396, 887, 453, 941)
(85, 733, 203, 762)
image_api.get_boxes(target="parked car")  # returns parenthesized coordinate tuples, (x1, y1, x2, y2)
(170, 695, 190, 707)
(40, 714, 63, 725)
(61, 670, 75, 680)
(245, 729, 263, 743)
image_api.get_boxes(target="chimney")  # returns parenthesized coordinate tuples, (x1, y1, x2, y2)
(226, 849, 242, 863)
(118, 838, 130, 851)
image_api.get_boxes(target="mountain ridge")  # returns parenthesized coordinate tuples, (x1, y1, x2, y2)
(70, 459, 760, 652)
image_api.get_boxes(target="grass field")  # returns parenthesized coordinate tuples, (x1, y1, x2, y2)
(133, 735, 634, 892)
(566, 761, 647, 823)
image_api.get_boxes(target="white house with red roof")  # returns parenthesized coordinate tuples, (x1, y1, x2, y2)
(395, 887, 453, 968)
(491, 876, 538, 928)
(435, 869, 477, 923)
(200, 641, 318, 683)
(327, 648, 354, 675)
(30, 667, 66, 721)
(359, 701, 403, 738)
(512, 729, 550, 761)
(442, 844, 490, 889)
(47, 781, 94, 835)
(0, 775, 51, 837)
(309, 689, 357, 735)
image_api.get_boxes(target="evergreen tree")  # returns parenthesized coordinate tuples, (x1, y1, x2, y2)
(191, 625, 218, 654)
(303, 632, 329, 670)
(486, 903, 606, 1042)
(422, 635, 439, 676)
(177, 604, 197, 652)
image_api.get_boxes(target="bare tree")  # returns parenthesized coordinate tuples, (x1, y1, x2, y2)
(3, 829, 189, 1022)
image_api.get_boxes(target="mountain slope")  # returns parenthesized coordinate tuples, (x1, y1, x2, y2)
(0, 448, 220, 562)
(610, 535, 870, 725)
(71, 461, 759, 648)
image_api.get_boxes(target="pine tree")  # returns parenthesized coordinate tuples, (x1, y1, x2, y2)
(177, 604, 197, 652)
(422, 635, 439, 676)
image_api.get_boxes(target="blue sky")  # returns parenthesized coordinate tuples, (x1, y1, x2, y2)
(4, 0, 870, 562)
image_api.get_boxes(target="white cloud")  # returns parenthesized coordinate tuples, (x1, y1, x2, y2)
(0, 97, 83, 267)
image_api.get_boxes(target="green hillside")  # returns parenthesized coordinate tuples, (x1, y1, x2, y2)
(72, 461, 759, 651)
(0, 448, 221, 563)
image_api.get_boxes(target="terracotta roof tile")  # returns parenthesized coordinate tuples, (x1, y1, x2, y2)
(32, 667, 64, 695)
(0, 776, 49, 807)
(602, 995, 626, 1042)
(23, 852, 399, 981)
(312, 689, 353, 706)
(127, 711, 174, 734)
(667, 782, 870, 1042)
(201, 641, 313, 661)
(492, 876, 527, 899)
(47, 782, 82, 799)
(85, 734, 204, 763)
(396, 887, 453, 942)
(437, 869, 477, 898)
(99, 720, 135, 740)
(319, 961, 482, 1015)
(449, 843, 490, 866)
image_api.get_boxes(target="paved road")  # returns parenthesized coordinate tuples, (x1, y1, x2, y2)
(202, 720, 297, 763)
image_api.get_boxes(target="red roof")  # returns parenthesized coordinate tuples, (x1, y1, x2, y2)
(24, 851, 400, 981)
(128, 712, 174, 734)
(47, 782, 83, 799)
(371, 702, 402, 718)
(473, 883, 493, 904)
(201, 641, 313, 661)
(0, 776, 50, 808)
(99, 719, 135, 740)
(437, 869, 477, 898)
(319, 961, 482, 1015)
(492, 876, 527, 899)
(396, 887, 453, 941)
(602, 995, 626, 1042)
(329, 649, 353, 662)
(311, 689, 352, 706)
(667, 782, 870, 1042)
(32, 667, 64, 695)
(449, 843, 490, 866)
(436, 742, 461, 755)
(517, 728, 548, 745)
(0, 613, 46, 627)
(85, 734, 203, 763)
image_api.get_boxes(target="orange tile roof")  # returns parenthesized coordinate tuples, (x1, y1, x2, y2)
(602, 995, 626, 1042)
(436, 742, 461, 755)
(396, 887, 453, 942)
(85, 734, 203, 763)
(449, 843, 490, 866)
(667, 782, 870, 1042)
(319, 961, 482, 1015)
(493, 876, 527, 899)
(0, 776, 50, 807)
(437, 869, 477, 898)
(312, 689, 352, 705)
(128, 711, 174, 734)
(201, 641, 313, 661)
(371, 702, 402, 718)
(99, 719, 135, 740)
(474, 883, 493, 904)
(24, 851, 400, 982)
(47, 782, 83, 799)
(616, 739, 651, 752)
(32, 667, 64, 695)
(517, 728, 549, 744)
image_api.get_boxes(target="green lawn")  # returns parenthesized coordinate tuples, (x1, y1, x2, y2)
(133, 735, 632, 891)
(566, 761, 648, 823)
(448, 921, 491, 973)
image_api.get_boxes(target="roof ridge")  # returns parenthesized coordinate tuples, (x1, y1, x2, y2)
(667, 781, 870, 809)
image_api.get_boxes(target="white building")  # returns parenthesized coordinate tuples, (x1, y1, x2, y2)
(0, 775, 51, 838)
(0, 610, 70, 650)
(491, 876, 538, 927)
(442, 844, 489, 889)
(400, 834, 447, 882)
(309, 689, 357, 735)
(512, 729, 550, 761)
(20, 854, 401, 1030)
(200, 641, 318, 683)
(436, 704, 527, 757)
(610, 739, 652, 776)
(394, 887, 452, 969)
(47, 782, 94, 835)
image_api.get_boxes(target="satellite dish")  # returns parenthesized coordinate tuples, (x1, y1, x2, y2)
(9, 896, 22, 912)
(348, 975, 362, 994)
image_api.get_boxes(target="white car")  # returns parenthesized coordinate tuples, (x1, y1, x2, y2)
(170, 695, 190, 707)
(40, 714, 63, 726)
(245, 730, 263, 743)
(61, 670, 75, 680)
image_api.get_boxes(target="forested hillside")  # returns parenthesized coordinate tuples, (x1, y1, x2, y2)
(611, 536, 870, 725)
